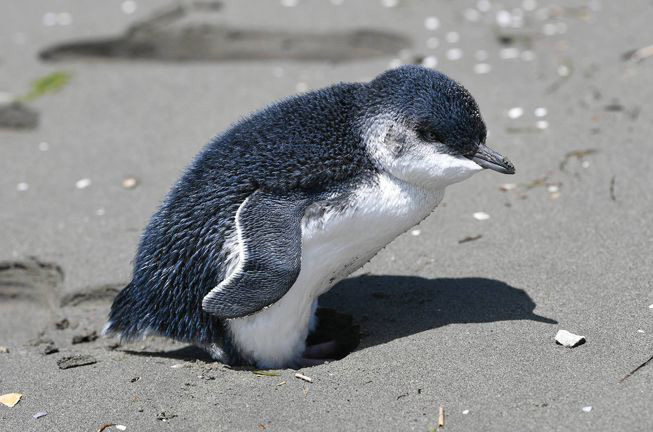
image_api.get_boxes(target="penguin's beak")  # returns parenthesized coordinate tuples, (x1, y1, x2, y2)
(466, 144, 516, 175)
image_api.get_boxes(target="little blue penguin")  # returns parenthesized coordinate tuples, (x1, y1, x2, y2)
(104, 65, 515, 369)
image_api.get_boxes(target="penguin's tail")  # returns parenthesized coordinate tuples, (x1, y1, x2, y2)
(102, 281, 150, 341)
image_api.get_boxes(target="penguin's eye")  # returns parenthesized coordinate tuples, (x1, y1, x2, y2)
(417, 127, 444, 143)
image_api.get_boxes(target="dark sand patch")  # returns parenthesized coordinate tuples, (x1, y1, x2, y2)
(39, 3, 410, 63)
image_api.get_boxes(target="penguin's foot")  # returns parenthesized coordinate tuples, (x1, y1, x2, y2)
(303, 340, 339, 359)
(304, 308, 361, 361)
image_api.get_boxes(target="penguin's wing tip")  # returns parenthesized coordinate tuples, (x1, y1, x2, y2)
(202, 190, 311, 319)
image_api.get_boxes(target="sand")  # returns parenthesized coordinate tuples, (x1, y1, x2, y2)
(1, 0, 652, 430)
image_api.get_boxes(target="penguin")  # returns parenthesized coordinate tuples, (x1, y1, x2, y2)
(104, 65, 515, 369)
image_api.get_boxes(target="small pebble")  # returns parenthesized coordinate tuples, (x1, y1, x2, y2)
(547, 185, 559, 193)
(116, 426, 127, 431)
(581, 160, 590, 168)
(17, 182, 29, 192)
(507, 107, 524, 119)
(649, 304, 653, 309)
(446, 48, 463, 61)
(410, 229, 421, 236)
(38, 141, 49, 151)
(75, 178, 91, 189)
(0, 346, 9, 353)
(549, 191, 561, 200)
(424, 16, 440, 31)
(462, 409, 470, 415)
(582, 406, 592, 413)
(474, 63, 491, 74)
(33, 412, 48, 419)
(637, 329, 645, 334)
(473, 212, 490, 221)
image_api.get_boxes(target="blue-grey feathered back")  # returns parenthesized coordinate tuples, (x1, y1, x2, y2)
(106, 81, 375, 346)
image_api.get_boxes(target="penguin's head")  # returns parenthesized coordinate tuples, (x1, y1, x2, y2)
(361, 65, 515, 189)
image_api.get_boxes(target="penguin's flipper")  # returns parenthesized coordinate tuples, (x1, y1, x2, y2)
(202, 190, 312, 319)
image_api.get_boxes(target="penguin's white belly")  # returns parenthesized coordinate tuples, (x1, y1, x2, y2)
(227, 173, 444, 368)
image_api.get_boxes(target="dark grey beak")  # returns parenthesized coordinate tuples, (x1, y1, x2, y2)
(467, 144, 516, 175)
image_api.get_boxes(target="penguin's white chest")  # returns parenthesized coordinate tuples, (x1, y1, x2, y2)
(227, 173, 444, 368)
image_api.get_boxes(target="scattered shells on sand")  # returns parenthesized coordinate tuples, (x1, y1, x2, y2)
(422, 56, 438, 68)
(446, 48, 463, 61)
(75, 178, 91, 189)
(555, 330, 586, 348)
(381, 0, 399, 8)
(474, 63, 492, 74)
(0, 393, 22, 408)
(121, 1, 137, 14)
(536, 120, 549, 130)
(507, 107, 524, 119)
(295, 372, 313, 383)
(534, 107, 548, 117)
(280, 0, 299, 7)
(424, 16, 440, 31)
(446, 32, 459, 43)
(500, 183, 517, 191)
(122, 177, 139, 189)
(500, 47, 520, 59)
(473, 212, 490, 221)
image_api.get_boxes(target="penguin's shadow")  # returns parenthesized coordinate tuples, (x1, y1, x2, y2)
(119, 275, 556, 363)
(321, 274, 556, 349)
